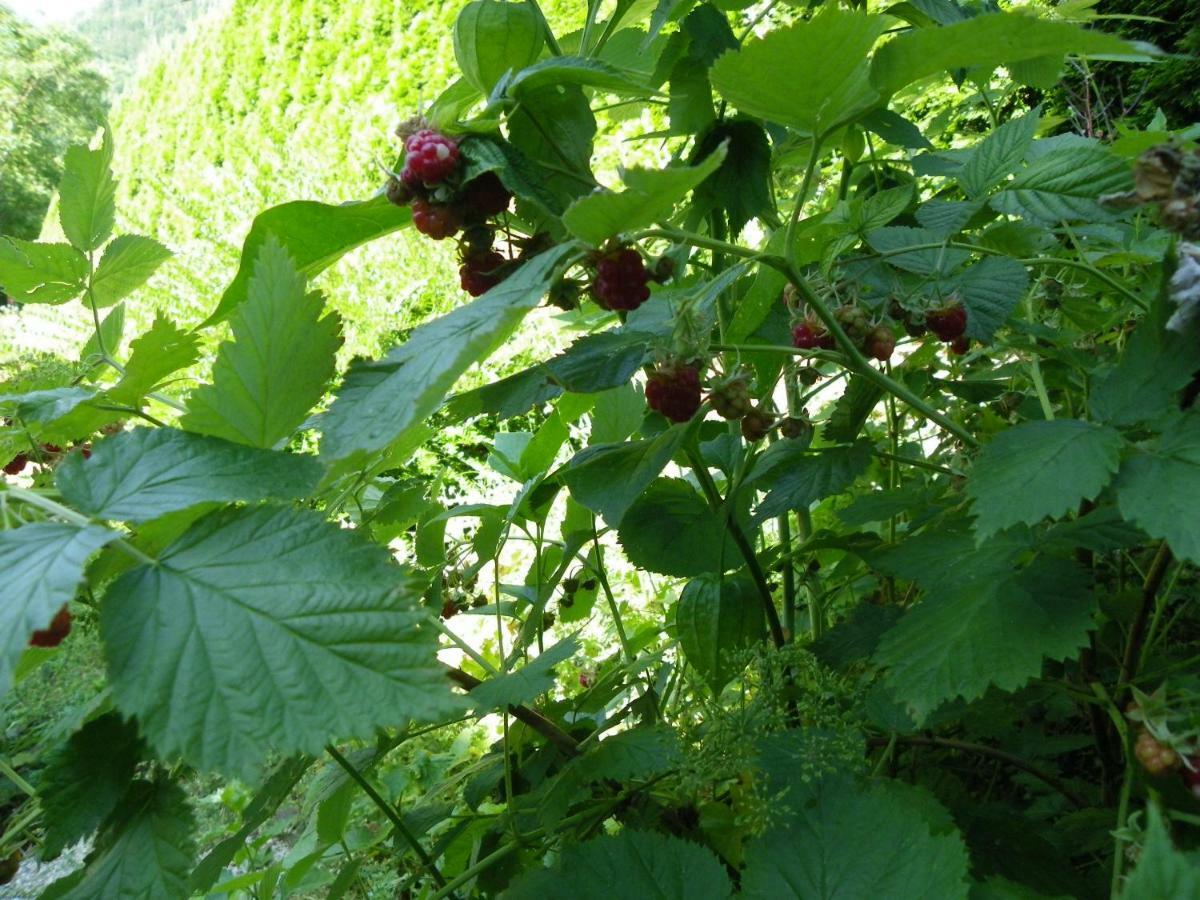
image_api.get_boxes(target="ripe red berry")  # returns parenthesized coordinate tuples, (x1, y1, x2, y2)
(592, 248, 651, 312)
(459, 249, 506, 297)
(403, 129, 460, 183)
(927, 304, 968, 341)
(645, 363, 702, 423)
(441, 599, 460, 620)
(949, 335, 971, 356)
(460, 172, 512, 219)
(792, 321, 834, 350)
(3, 453, 28, 475)
(30, 606, 71, 648)
(866, 324, 896, 361)
(411, 199, 462, 240)
(579, 670, 595, 689)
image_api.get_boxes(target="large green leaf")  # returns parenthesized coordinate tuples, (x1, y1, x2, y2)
(467, 637, 579, 712)
(102, 505, 460, 777)
(955, 256, 1030, 341)
(958, 109, 1040, 199)
(508, 55, 647, 99)
(989, 146, 1132, 223)
(560, 425, 687, 526)
(710, 8, 886, 135)
(870, 13, 1139, 97)
(873, 557, 1095, 722)
(1090, 325, 1200, 427)
(184, 240, 342, 448)
(453, 0, 543, 95)
(320, 244, 576, 464)
(89, 234, 172, 308)
(56, 428, 324, 523)
(58, 128, 116, 253)
(753, 441, 872, 521)
(1122, 804, 1200, 899)
(617, 478, 734, 577)
(0, 238, 88, 305)
(741, 774, 970, 899)
(105, 315, 202, 406)
(507, 830, 733, 900)
(0, 523, 117, 699)
(562, 146, 727, 245)
(39, 713, 143, 858)
(204, 195, 411, 327)
(1116, 412, 1200, 564)
(55, 778, 194, 900)
(968, 419, 1124, 539)
(675, 573, 764, 692)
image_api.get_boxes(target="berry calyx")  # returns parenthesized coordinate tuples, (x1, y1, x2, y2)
(459, 249, 507, 297)
(645, 363, 702, 423)
(865, 324, 896, 361)
(709, 376, 753, 421)
(411, 199, 462, 240)
(460, 172, 511, 219)
(403, 129, 460, 183)
(30, 605, 71, 648)
(927, 304, 968, 341)
(1134, 729, 1180, 776)
(741, 406, 776, 442)
(385, 175, 414, 207)
(593, 247, 651, 312)
(3, 453, 28, 476)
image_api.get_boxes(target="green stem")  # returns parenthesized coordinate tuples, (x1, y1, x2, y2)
(685, 446, 785, 648)
(1029, 358, 1055, 421)
(526, 0, 562, 55)
(593, 518, 633, 663)
(326, 745, 450, 892)
(785, 134, 825, 253)
(3, 486, 156, 566)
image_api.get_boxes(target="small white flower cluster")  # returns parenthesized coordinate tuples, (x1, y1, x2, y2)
(1168, 242, 1200, 333)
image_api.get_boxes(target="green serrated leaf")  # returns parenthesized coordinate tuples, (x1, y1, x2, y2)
(710, 8, 886, 136)
(989, 146, 1131, 223)
(58, 128, 116, 253)
(467, 637, 579, 712)
(0, 523, 117, 699)
(184, 240, 342, 448)
(1122, 804, 1200, 899)
(57, 777, 195, 900)
(958, 109, 1040, 198)
(321, 244, 576, 463)
(105, 315, 202, 406)
(824, 376, 885, 442)
(675, 573, 763, 692)
(1090, 325, 1200, 427)
(453, 0, 543, 96)
(754, 441, 872, 521)
(508, 55, 646, 99)
(617, 478, 734, 577)
(56, 428, 324, 523)
(562, 147, 727, 246)
(89, 234, 172, 308)
(507, 830, 733, 900)
(39, 713, 143, 858)
(102, 505, 460, 777)
(0, 238, 88, 305)
(1116, 412, 1200, 564)
(742, 774, 970, 899)
(561, 424, 686, 526)
(968, 419, 1124, 539)
(205, 195, 411, 327)
(873, 558, 1095, 722)
(956, 256, 1029, 341)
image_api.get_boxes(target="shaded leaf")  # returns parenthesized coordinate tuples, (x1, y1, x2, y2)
(617, 478, 734, 577)
(1116, 412, 1200, 564)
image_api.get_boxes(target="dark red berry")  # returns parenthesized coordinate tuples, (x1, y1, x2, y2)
(740, 406, 775, 442)
(460, 172, 511, 219)
(579, 670, 595, 689)
(441, 599, 460, 620)
(403, 129, 460, 183)
(903, 316, 927, 338)
(793, 321, 834, 350)
(30, 606, 71, 648)
(780, 416, 812, 442)
(645, 363, 702, 423)
(412, 199, 462, 240)
(593, 248, 651, 312)
(865, 325, 896, 361)
(459, 249, 506, 297)
(3, 453, 28, 475)
(927, 304, 968, 341)
(949, 335, 971, 356)
(78, 444, 92, 460)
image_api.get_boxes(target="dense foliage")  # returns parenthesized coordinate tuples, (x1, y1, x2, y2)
(2, 1, 1200, 898)
(0, 5, 108, 242)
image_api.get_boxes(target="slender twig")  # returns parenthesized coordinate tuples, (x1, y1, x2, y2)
(444, 665, 580, 757)
(326, 745, 451, 892)
(1118, 542, 1173, 693)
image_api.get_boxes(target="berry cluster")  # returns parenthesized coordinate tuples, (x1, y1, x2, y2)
(708, 376, 752, 421)
(592, 247, 652, 312)
(1134, 729, 1180, 776)
(386, 123, 519, 297)
(30, 605, 71, 648)
(645, 363, 702, 423)
(792, 305, 899, 362)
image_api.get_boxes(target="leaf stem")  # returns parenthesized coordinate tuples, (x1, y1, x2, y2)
(1117, 542, 1173, 694)
(2, 486, 156, 566)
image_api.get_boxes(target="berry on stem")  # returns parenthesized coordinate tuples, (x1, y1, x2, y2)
(1134, 729, 1180, 776)
(740, 405, 775, 442)
(709, 376, 753, 420)
(412, 199, 462, 240)
(460, 172, 511, 219)
(645, 363, 701, 423)
(30, 606, 71, 648)
(949, 335, 971, 356)
(593, 247, 651, 312)
(459, 249, 506, 297)
(927, 303, 968, 341)
(403, 129, 460, 183)
(865, 324, 896, 361)
(3, 453, 28, 476)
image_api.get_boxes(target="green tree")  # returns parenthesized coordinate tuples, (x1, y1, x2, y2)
(0, 5, 109, 241)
